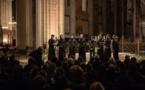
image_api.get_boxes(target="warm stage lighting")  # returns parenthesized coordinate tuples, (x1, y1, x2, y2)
(3, 38, 8, 43)
(2, 26, 9, 29)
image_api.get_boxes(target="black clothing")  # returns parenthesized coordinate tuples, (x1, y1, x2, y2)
(29, 50, 43, 67)
(89, 40, 96, 57)
(68, 38, 77, 57)
(97, 38, 104, 59)
(78, 38, 86, 61)
(112, 40, 119, 60)
(48, 38, 56, 61)
(104, 38, 111, 59)
(58, 38, 66, 61)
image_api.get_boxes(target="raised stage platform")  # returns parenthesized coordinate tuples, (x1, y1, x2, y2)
(19, 52, 136, 67)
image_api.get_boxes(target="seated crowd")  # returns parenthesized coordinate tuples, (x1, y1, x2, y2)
(0, 47, 145, 90)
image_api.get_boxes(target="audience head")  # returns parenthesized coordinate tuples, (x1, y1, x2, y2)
(37, 46, 43, 53)
(43, 63, 49, 72)
(69, 65, 84, 82)
(130, 57, 137, 64)
(90, 56, 95, 62)
(94, 54, 100, 61)
(31, 75, 50, 90)
(9, 55, 15, 61)
(128, 63, 137, 73)
(89, 81, 105, 90)
(56, 59, 62, 67)
(37, 70, 48, 79)
(86, 63, 93, 72)
(125, 55, 130, 60)
(12, 65, 24, 79)
(30, 66, 41, 80)
(28, 57, 35, 65)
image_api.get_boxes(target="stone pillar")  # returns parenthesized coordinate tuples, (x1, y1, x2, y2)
(36, 0, 42, 48)
(135, 0, 141, 39)
(88, 0, 93, 36)
(17, 0, 34, 49)
(70, 0, 76, 35)
(114, 0, 117, 34)
(105, 0, 112, 35)
(46, 0, 50, 42)
(122, 0, 125, 36)
(133, 0, 136, 40)
(42, 0, 47, 44)
(116, 0, 123, 38)
(16, 0, 27, 49)
(132, 0, 137, 40)
(76, 0, 83, 35)
(26, 0, 34, 47)
(103, 0, 107, 34)
(59, 0, 65, 35)
(123, 0, 127, 39)
(0, 0, 12, 29)
(0, 1, 1, 24)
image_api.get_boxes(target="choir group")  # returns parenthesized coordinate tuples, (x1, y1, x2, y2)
(48, 33, 119, 62)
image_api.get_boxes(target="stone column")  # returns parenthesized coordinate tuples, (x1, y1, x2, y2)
(7, 0, 12, 30)
(116, 0, 123, 38)
(106, 0, 112, 35)
(0, 1, 1, 24)
(36, 0, 42, 48)
(0, 0, 12, 29)
(59, 0, 65, 35)
(88, 0, 93, 36)
(17, 0, 34, 49)
(135, 0, 141, 39)
(16, 0, 27, 49)
(76, 0, 83, 35)
(70, 0, 76, 35)
(133, 0, 136, 40)
(42, 0, 47, 44)
(122, 0, 124, 36)
(26, 0, 34, 47)
(114, 0, 117, 34)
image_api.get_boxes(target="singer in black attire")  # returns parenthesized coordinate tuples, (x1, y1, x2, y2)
(112, 35, 119, 60)
(104, 34, 111, 60)
(89, 36, 95, 57)
(58, 34, 66, 61)
(68, 35, 77, 57)
(97, 34, 104, 60)
(78, 34, 86, 61)
(48, 34, 56, 61)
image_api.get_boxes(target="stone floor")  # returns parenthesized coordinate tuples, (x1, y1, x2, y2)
(19, 52, 135, 67)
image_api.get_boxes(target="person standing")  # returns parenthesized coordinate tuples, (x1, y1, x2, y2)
(68, 35, 77, 57)
(97, 34, 104, 60)
(58, 34, 66, 61)
(112, 35, 119, 61)
(89, 36, 96, 57)
(104, 34, 111, 60)
(78, 34, 86, 61)
(48, 34, 56, 61)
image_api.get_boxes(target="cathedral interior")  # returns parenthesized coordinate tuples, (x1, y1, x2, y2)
(0, 0, 145, 49)
(1, 1, 145, 90)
